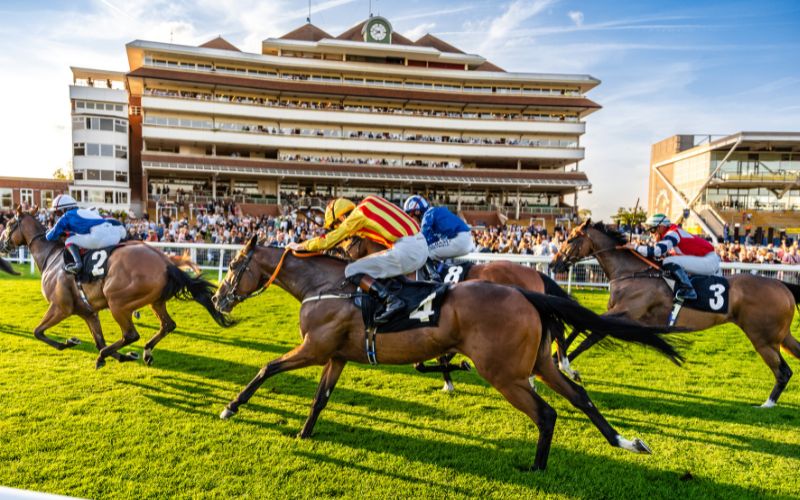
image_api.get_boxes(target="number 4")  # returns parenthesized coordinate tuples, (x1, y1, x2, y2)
(410, 292, 437, 322)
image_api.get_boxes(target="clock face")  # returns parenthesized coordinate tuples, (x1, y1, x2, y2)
(370, 23, 387, 41)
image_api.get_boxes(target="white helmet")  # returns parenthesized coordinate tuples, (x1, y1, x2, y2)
(51, 194, 78, 212)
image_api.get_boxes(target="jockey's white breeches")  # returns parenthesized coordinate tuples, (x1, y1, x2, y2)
(664, 252, 721, 276)
(345, 233, 429, 279)
(66, 223, 126, 250)
(428, 231, 475, 261)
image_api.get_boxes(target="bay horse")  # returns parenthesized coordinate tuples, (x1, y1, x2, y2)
(335, 236, 580, 386)
(0, 207, 231, 368)
(211, 237, 686, 471)
(552, 219, 800, 407)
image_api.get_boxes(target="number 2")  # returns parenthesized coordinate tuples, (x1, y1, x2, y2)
(91, 250, 108, 277)
(708, 283, 725, 310)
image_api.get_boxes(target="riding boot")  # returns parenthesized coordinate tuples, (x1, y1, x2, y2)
(64, 245, 82, 275)
(352, 274, 406, 324)
(424, 259, 442, 282)
(663, 262, 697, 301)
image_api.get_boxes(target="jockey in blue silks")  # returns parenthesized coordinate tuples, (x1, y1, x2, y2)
(46, 194, 126, 275)
(403, 195, 474, 281)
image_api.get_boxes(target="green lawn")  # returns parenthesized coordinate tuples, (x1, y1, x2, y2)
(0, 265, 798, 499)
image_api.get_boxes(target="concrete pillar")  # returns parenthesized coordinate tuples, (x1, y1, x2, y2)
(516, 189, 521, 219)
(211, 175, 217, 199)
(457, 187, 462, 211)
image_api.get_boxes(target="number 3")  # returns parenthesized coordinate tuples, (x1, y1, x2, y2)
(708, 283, 725, 310)
(91, 250, 108, 277)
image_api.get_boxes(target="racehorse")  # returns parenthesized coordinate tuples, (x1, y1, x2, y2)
(211, 237, 686, 471)
(337, 236, 580, 387)
(552, 219, 800, 407)
(0, 207, 231, 368)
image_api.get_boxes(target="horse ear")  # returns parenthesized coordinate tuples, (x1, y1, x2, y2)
(30, 204, 39, 214)
(14, 205, 23, 217)
(245, 234, 258, 251)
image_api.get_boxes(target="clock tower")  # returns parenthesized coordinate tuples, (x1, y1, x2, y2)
(362, 16, 392, 44)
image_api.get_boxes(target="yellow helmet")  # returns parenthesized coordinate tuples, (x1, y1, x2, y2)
(324, 198, 356, 229)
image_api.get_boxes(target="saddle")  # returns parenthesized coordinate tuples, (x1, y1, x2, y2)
(419, 261, 475, 284)
(67, 245, 120, 283)
(664, 273, 729, 324)
(357, 277, 450, 334)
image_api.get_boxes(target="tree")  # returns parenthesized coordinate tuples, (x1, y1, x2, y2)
(612, 206, 647, 227)
(578, 208, 592, 220)
(53, 166, 73, 180)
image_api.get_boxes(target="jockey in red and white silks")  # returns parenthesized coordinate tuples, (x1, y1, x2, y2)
(634, 214, 721, 301)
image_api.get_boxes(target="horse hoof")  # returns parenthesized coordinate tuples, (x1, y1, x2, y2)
(126, 352, 139, 360)
(220, 408, 236, 420)
(143, 351, 153, 366)
(759, 399, 776, 408)
(632, 438, 652, 454)
(460, 361, 471, 372)
(442, 381, 455, 393)
(572, 371, 582, 383)
(95, 358, 106, 370)
(66, 337, 81, 347)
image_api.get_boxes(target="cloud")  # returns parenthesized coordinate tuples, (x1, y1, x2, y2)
(567, 10, 583, 27)
(403, 22, 437, 41)
(478, 0, 556, 54)
(392, 5, 476, 23)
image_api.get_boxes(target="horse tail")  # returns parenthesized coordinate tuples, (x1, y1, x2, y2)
(778, 281, 800, 360)
(516, 288, 685, 366)
(780, 281, 800, 307)
(538, 271, 573, 301)
(161, 264, 234, 327)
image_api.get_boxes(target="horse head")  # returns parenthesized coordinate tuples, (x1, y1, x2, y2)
(213, 234, 264, 314)
(551, 219, 625, 273)
(0, 206, 34, 254)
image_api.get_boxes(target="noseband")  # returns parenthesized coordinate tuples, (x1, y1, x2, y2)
(221, 247, 321, 305)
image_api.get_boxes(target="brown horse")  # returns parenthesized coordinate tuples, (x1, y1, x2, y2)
(0, 256, 19, 275)
(211, 238, 685, 470)
(336, 236, 580, 384)
(552, 219, 800, 407)
(0, 207, 231, 368)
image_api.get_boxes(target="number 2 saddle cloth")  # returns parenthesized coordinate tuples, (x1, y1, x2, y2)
(357, 277, 450, 333)
(667, 274, 730, 314)
(66, 245, 121, 283)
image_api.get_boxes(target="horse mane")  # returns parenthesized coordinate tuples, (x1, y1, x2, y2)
(591, 221, 627, 245)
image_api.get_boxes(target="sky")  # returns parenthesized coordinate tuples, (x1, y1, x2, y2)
(0, 0, 798, 219)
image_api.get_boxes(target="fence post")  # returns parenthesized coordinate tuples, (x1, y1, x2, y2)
(218, 249, 225, 283)
(567, 266, 573, 295)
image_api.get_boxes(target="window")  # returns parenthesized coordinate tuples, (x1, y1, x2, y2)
(99, 118, 113, 131)
(105, 191, 114, 203)
(114, 145, 127, 159)
(115, 171, 128, 183)
(101, 170, 114, 182)
(114, 119, 126, 133)
(0, 189, 12, 209)
(72, 116, 85, 130)
(73, 143, 85, 156)
(88, 190, 105, 203)
(100, 144, 113, 157)
(86, 143, 99, 156)
(115, 192, 128, 204)
(73, 170, 84, 180)
(41, 190, 54, 208)
(87, 170, 100, 181)
(20, 189, 34, 206)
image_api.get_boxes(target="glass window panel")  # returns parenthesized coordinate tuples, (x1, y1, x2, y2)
(87, 170, 100, 180)
(100, 118, 113, 131)
(0, 189, 12, 208)
(73, 143, 85, 156)
(100, 170, 114, 181)
(100, 144, 113, 157)
(86, 143, 99, 156)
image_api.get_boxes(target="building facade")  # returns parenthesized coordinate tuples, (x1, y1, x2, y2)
(120, 17, 600, 227)
(649, 132, 800, 242)
(0, 177, 69, 210)
(69, 68, 131, 212)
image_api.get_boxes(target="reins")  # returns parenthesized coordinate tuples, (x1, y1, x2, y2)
(228, 246, 323, 302)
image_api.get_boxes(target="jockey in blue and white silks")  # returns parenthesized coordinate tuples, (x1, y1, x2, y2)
(403, 195, 474, 280)
(46, 194, 126, 275)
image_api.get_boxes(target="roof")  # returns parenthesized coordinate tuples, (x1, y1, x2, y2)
(279, 23, 332, 42)
(474, 61, 505, 72)
(335, 20, 415, 46)
(414, 34, 464, 54)
(199, 36, 240, 52)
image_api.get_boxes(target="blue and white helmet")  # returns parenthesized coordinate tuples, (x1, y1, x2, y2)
(403, 195, 430, 214)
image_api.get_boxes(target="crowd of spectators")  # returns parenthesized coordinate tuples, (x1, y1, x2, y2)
(3, 203, 800, 267)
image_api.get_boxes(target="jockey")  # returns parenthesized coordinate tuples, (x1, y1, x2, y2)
(45, 194, 127, 275)
(402, 195, 473, 281)
(287, 196, 428, 323)
(633, 213, 721, 301)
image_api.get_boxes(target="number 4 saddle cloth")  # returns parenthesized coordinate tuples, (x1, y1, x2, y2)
(357, 278, 450, 333)
(667, 274, 730, 314)
(66, 245, 121, 283)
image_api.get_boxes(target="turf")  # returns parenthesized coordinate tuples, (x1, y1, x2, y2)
(0, 264, 798, 499)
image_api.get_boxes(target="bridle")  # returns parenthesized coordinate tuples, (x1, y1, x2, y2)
(558, 227, 660, 271)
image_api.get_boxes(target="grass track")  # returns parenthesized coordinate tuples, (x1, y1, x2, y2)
(0, 265, 799, 498)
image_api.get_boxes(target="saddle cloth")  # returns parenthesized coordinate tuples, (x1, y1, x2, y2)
(357, 278, 450, 333)
(419, 261, 475, 284)
(666, 274, 730, 314)
(66, 246, 119, 282)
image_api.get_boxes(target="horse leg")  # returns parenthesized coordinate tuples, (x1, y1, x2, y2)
(142, 302, 177, 366)
(33, 303, 80, 351)
(549, 326, 581, 382)
(754, 344, 793, 408)
(81, 313, 131, 362)
(535, 347, 651, 454)
(221, 340, 324, 419)
(96, 307, 140, 370)
(299, 357, 347, 438)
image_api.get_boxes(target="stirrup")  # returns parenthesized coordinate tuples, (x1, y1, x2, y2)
(64, 264, 81, 276)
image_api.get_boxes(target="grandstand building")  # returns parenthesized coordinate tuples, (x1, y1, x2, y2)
(69, 68, 131, 212)
(122, 17, 601, 226)
(649, 132, 800, 242)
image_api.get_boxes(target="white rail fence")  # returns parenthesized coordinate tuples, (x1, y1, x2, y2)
(7, 243, 800, 291)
